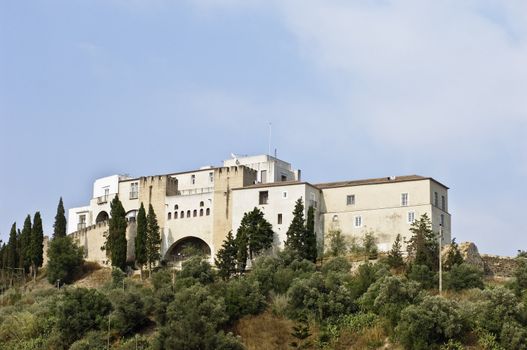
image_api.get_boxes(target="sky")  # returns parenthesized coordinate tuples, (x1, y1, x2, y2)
(0, 0, 526, 256)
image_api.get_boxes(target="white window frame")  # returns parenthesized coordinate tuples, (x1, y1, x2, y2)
(346, 194, 355, 206)
(354, 215, 362, 228)
(401, 193, 408, 206)
(407, 211, 415, 224)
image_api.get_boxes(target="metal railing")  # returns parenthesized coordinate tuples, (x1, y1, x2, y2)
(129, 192, 138, 200)
(176, 187, 214, 196)
(97, 195, 109, 205)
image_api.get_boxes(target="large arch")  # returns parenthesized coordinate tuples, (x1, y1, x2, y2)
(164, 236, 211, 262)
(95, 211, 109, 223)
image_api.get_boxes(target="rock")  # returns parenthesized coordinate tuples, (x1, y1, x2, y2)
(441, 241, 485, 272)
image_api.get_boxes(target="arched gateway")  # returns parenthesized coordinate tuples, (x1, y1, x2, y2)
(164, 236, 211, 263)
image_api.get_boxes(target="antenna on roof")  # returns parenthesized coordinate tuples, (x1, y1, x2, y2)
(268, 122, 272, 156)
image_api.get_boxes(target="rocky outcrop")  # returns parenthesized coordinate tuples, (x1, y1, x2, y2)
(441, 241, 485, 272)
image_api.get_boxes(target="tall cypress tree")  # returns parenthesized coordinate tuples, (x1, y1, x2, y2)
(237, 207, 273, 261)
(305, 205, 317, 262)
(215, 231, 238, 280)
(236, 226, 249, 273)
(53, 197, 67, 238)
(7, 223, 18, 269)
(135, 203, 147, 279)
(285, 198, 306, 259)
(20, 215, 32, 273)
(107, 195, 127, 271)
(146, 204, 161, 275)
(30, 211, 44, 281)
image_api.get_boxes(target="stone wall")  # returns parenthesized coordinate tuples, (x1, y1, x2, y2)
(481, 255, 519, 277)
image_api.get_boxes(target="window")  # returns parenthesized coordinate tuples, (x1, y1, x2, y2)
(168, 212, 172, 220)
(281, 174, 287, 182)
(129, 182, 138, 199)
(332, 215, 339, 222)
(407, 211, 415, 224)
(441, 196, 446, 211)
(277, 213, 283, 225)
(78, 214, 86, 230)
(187, 210, 191, 217)
(104, 188, 109, 201)
(200, 201, 204, 207)
(209, 172, 214, 183)
(434, 192, 439, 207)
(174, 211, 178, 219)
(206, 208, 210, 216)
(401, 193, 408, 206)
(354, 215, 362, 228)
(346, 194, 355, 205)
(191, 174, 196, 185)
(282, 191, 288, 199)
(174, 204, 179, 210)
(259, 191, 269, 205)
(440, 214, 445, 227)
(181, 211, 184, 218)
(199, 209, 204, 216)
(193, 210, 197, 217)
(261, 170, 267, 183)
(310, 192, 317, 208)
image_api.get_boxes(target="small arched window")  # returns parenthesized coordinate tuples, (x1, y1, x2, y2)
(168, 212, 172, 220)
(200, 201, 204, 207)
(206, 208, 210, 216)
(174, 211, 178, 219)
(193, 210, 197, 217)
(187, 210, 191, 217)
(174, 204, 179, 210)
(332, 215, 339, 222)
(199, 209, 204, 216)
(181, 211, 184, 218)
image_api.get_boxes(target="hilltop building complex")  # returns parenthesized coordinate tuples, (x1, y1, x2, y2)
(68, 154, 451, 265)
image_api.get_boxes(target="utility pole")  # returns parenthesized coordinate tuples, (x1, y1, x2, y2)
(438, 224, 443, 296)
(107, 312, 111, 350)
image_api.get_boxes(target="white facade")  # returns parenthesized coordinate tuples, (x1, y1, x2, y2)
(223, 154, 299, 183)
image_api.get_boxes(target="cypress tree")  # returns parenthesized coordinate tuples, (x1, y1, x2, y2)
(305, 206, 317, 263)
(135, 203, 147, 279)
(20, 215, 32, 273)
(387, 233, 405, 269)
(215, 231, 238, 280)
(30, 211, 44, 281)
(7, 223, 17, 269)
(406, 213, 438, 271)
(53, 197, 67, 238)
(108, 195, 127, 271)
(238, 207, 273, 261)
(146, 204, 161, 275)
(236, 226, 249, 273)
(444, 238, 464, 271)
(285, 198, 306, 259)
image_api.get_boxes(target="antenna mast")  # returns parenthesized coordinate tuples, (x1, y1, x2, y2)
(268, 122, 272, 156)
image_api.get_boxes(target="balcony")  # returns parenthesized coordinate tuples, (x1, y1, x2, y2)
(176, 187, 213, 196)
(97, 195, 109, 205)
(129, 192, 138, 200)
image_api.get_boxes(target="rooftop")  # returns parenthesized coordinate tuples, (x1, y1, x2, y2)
(315, 175, 449, 189)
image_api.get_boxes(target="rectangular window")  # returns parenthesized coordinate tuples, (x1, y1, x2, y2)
(191, 174, 196, 185)
(407, 211, 415, 224)
(78, 214, 86, 230)
(260, 170, 267, 183)
(310, 192, 317, 209)
(209, 172, 214, 183)
(346, 194, 355, 205)
(281, 174, 287, 181)
(259, 191, 269, 205)
(104, 188, 109, 201)
(129, 182, 138, 199)
(277, 213, 283, 225)
(440, 214, 445, 227)
(434, 192, 439, 207)
(354, 215, 362, 228)
(441, 195, 446, 211)
(401, 193, 408, 206)
(282, 191, 288, 199)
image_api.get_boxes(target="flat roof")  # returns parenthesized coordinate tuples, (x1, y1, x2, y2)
(315, 175, 449, 190)
(232, 180, 319, 191)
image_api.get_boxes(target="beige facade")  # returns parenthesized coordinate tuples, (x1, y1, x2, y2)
(67, 155, 451, 266)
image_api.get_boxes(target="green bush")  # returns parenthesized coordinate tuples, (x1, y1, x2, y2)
(46, 236, 84, 285)
(339, 312, 378, 332)
(443, 263, 484, 291)
(473, 287, 521, 336)
(500, 321, 527, 350)
(359, 275, 422, 326)
(321, 256, 351, 274)
(220, 277, 266, 323)
(52, 287, 112, 348)
(69, 331, 107, 350)
(511, 258, 527, 297)
(407, 263, 437, 289)
(396, 296, 467, 350)
(349, 262, 388, 299)
(177, 256, 216, 286)
(109, 289, 148, 336)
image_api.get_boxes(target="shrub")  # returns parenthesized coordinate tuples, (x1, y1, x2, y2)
(511, 258, 527, 297)
(407, 263, 437, 289)
(327, 229, 347, 257)
(177, 256, 215, 286)
(440, 339, 465, 350)
(443, 263, 484, 291)
(396, 296, 467, 350)
(69, 331, 107, 350)
(477, 329, 504, 350)
(359, 275, 422, 326)
(221, 277, 266, 323)
(473, 287, 521, 336)
(270, 292, 290, 317)
(46, 236, 84, 285)
(339, 312, 378, 333)
(500, 321, 527, 350)
(53, 287, 112, 348)
(321, 257, 351, 274)
(350, 262, 388, 299)
(109, 289, 148, 336)
(363, 231, 378, 260)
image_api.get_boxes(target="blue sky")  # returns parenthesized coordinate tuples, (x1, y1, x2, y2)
(1, 0, 526, 255)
